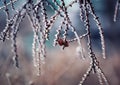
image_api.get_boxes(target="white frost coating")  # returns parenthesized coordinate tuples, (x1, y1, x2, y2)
(74, 31, 85, 60)
(76, 45, 85, 59)
(114, 0, 120, 22)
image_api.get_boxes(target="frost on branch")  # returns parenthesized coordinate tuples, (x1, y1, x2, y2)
(114, 0, 120, 22)
(0, 0, 109, 85)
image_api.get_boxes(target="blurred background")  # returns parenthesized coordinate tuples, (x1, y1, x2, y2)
(0, 0, 120, 85)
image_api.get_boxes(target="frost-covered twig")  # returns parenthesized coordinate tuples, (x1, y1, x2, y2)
(114, 0, 120, 22)
(44, 0, 77, 39)
(77, 0, 108, 85)
(26, 0, 47, 75)
(0, 0, 18, 10)
(87, 1, 106, 59)
(11, 7, 26, 68)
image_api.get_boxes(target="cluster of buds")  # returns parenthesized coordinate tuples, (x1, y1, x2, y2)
(57, 38, 69, 49)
